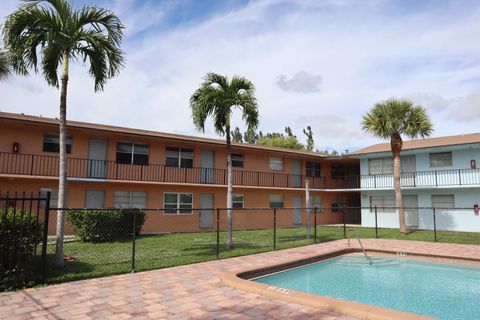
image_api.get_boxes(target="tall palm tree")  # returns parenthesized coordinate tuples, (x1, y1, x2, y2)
(362, 98, 433, 234)
(190, 73, 259, 249)
(0, 49, 12, 80)
(3, 0, 125, 267)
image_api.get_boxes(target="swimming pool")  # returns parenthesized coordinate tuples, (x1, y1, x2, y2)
(253, 253, 480, 320)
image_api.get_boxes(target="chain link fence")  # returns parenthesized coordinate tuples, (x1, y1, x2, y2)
(2, 192, 479, 291)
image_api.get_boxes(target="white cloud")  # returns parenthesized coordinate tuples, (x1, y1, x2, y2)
(276, 71, 322, 93)
(403, 92, 452, 111)
(450, 88, 480, 121)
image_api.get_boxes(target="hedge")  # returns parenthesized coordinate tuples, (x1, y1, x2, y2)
(0, 208, 43, 291)
(67, 209, 146, 242)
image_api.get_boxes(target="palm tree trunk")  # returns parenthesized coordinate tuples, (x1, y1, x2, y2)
(55, 53, 69, 268)
(391, 133, 406, 235)
(226, 115, 233, 249)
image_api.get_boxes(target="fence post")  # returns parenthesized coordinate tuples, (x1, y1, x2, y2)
(343, 205, 346, 238)
(433, 208, 437, 242)
(375, 205, 378, 238)
(314, 207, 317, 244)
(216, 208, 220, 259)
(41, 192, 51, 282)
(273, 208, 277, 250)
(131, 210, 136, 273)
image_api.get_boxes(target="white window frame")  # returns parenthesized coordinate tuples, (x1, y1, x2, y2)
(331, 196, 345, 212)
(269, 157, 284, 171)
(269, 195, 284, 208)
(231, 154, 244, 168)
(431, 195, 454, 210)
(116, 142, 149, 165)
(232, 194, 244, 208)
(370, 195, 395, 213)
(114, 191, 147, 209)
(429, 152, 452, 168)
(368, 157, 393, 175)
(163, 192, 193, 215)
(165, 147, 194, 168)
(40, 188, 60, 208)
(310, 196, 323, 212)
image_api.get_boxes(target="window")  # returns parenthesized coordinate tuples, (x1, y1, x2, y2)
(39, 188, 60, 208)
(43, 134, 72, 153)
(114, 191, 147, 208)
(431, 195, 454, 210)
(232, 154, 244, 168)
(232, 194, 244, 208)
(429, 152, 452, 168)
(166, 147, 194, 168)
(164, 193, 193, 214)
(116, 142, 149, 165)
(269, 157, 283, 171)
(306, 161, 322, 177)
(269, 195, 284, 208)
(368, 157, 393, 175)
(310, 196, 323, 212)
(331, 196, 345, 212)
(330, 164, 345, 178)
(85, 190, 105, 208)
(370, 195, 395, 213)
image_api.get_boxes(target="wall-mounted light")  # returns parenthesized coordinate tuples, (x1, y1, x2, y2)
(12, 142, 19, 153)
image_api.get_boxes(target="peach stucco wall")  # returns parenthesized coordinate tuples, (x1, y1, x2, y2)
(0, 117, 360, 235)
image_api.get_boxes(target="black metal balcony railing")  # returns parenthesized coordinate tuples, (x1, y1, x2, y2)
(2, 152, 480, 189)
(0, 152, 345, 189)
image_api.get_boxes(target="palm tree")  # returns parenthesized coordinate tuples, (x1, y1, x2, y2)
(3, 0, 125, 267)
(0, 49, 12, 80)
(362, 98, 433, 234)
(190, 73, 259, 249)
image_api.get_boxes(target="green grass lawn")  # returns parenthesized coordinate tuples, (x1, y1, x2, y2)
(44, 226, 480, 285)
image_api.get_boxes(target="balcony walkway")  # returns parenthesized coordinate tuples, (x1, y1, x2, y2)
(2, 239, 480, 320)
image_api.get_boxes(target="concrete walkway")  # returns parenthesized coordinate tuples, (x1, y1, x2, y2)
(1, 239, 479, 320)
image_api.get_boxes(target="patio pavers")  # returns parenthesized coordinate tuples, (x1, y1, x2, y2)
(1, 239, 480, 319)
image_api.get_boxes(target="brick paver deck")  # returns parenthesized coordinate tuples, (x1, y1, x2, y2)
(1, 239, 479, 320)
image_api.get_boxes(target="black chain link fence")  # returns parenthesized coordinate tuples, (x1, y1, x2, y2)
(2, 193, 479, 291)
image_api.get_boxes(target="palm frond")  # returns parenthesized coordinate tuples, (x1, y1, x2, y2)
(3, 0, 125, 90)
(190, 73, 259, 136)
(362, 98, 433, 140)
(0, 50, 12, 80)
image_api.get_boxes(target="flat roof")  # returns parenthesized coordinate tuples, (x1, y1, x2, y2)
(349, 133, 480, 156)
(0, 111, 328, 158)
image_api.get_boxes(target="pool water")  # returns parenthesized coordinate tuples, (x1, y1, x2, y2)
(254, 254, 480, 320)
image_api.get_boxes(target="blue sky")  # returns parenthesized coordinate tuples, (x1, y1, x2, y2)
(2, 0, 480, 152)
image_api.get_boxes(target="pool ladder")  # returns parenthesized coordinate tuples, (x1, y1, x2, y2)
(347, 229, 373, 265)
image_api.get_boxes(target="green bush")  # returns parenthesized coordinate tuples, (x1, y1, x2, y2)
(0, 208, 43, 290)
(67, 209, 146, 242)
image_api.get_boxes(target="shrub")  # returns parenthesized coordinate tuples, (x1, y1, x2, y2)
(0, 208, 43, 290)
(67, 209, 146, 242)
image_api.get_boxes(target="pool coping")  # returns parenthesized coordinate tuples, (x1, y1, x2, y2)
(221, 247, 480, 320)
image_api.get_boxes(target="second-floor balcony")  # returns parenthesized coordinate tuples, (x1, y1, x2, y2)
(2, 152, 479, 190)
(0, 152, 344, 189)
(359, 169, 480, 189)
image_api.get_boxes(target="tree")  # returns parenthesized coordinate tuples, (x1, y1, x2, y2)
(303, 126, 314, 151)
(0, 49, 12, 80)
(362, 98, 433, 234)
(190, 73, 259, 249)
(231, 126, 243, 142)
(257, 134, 305, 150)
(243, 126, 258, 143)
(3, 0, 125, 267)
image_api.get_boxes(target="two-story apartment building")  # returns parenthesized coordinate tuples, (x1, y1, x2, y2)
(349, 134, 480, 232)
(0, 112, 360, 234)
